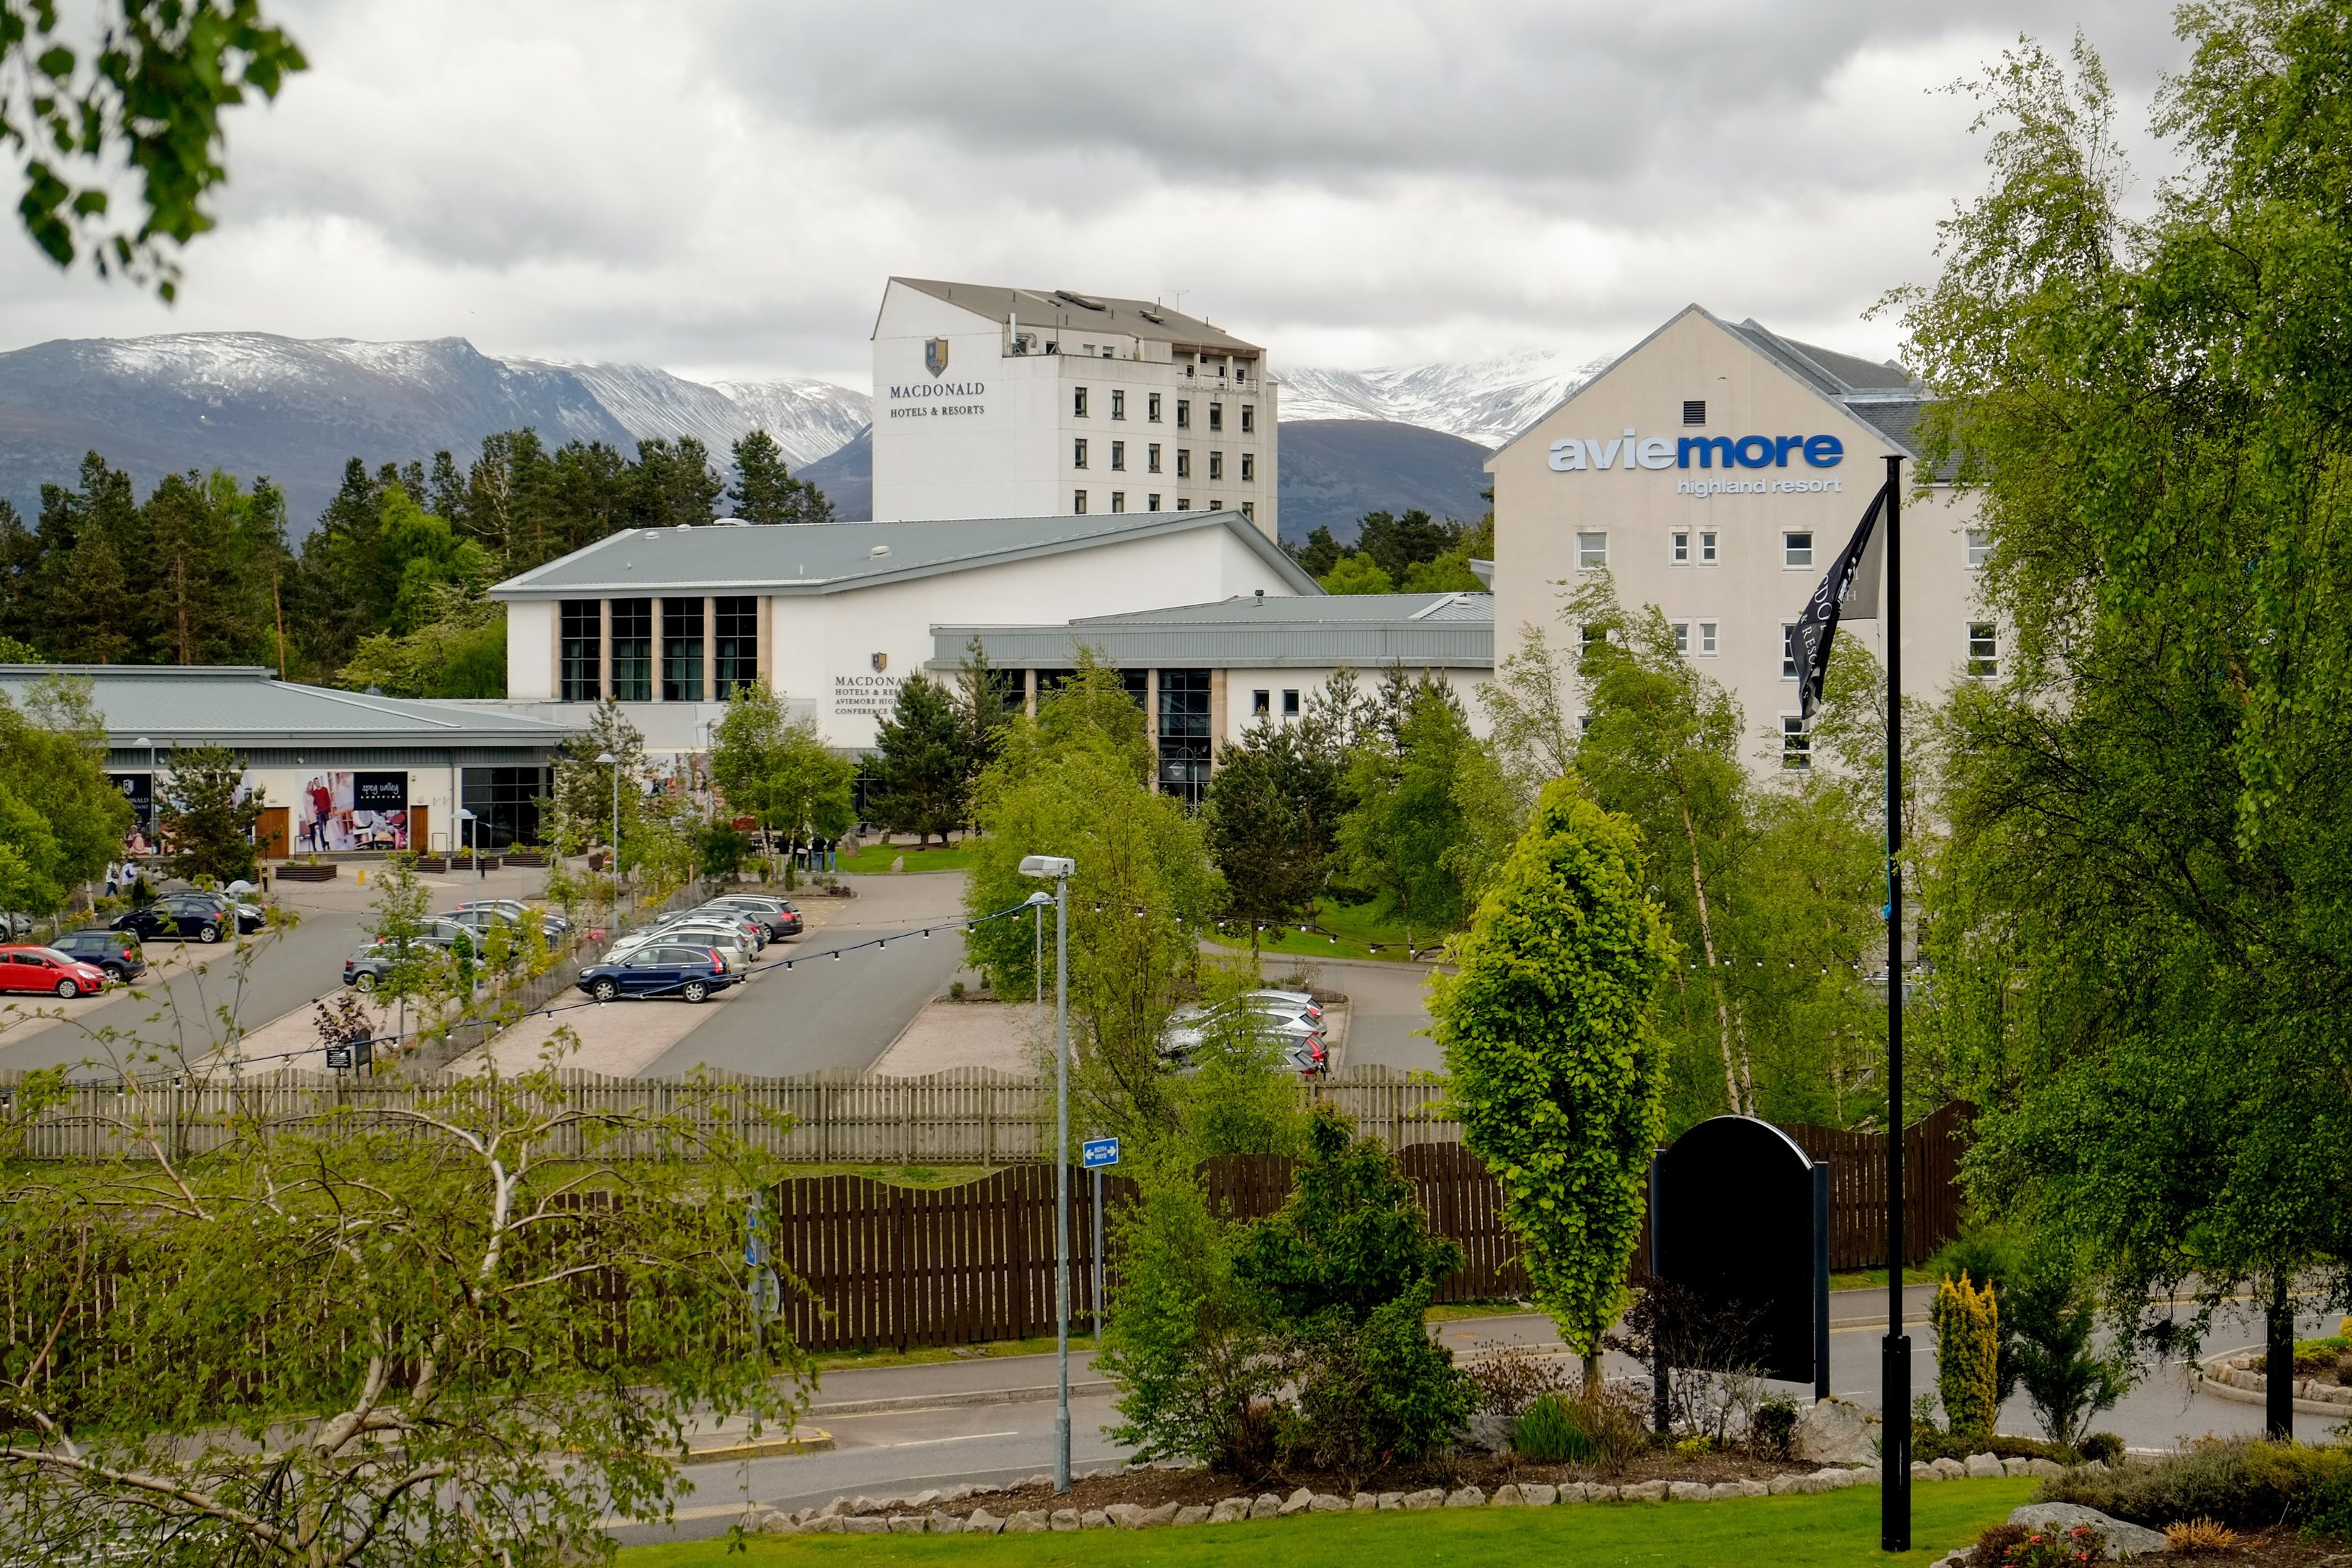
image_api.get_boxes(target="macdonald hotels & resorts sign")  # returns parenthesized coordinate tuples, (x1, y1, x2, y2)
(886, 334, 987, 422)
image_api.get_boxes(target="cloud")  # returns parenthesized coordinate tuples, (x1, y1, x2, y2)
(0, 0, 2189, 388)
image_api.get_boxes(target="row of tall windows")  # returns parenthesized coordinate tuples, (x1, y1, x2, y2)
(556, 597, 759, 701)
(1576, 528, 1995, 571)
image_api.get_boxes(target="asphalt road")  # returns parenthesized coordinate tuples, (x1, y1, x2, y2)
(635, 874, 973, 1078)
(0, 903, 370, 1076)
(611, 1291, 2351, 1547)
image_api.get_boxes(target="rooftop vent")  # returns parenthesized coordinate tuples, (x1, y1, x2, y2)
(869, 544, 891, 558)
(1053, 290, 1106, 311)
(676, 522, 693, 530)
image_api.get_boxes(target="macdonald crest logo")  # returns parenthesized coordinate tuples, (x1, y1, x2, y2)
(923, 338, 950, 377)
(871, 651, 889, 672)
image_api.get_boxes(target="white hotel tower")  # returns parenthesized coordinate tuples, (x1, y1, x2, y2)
(868, 278, 1278, 540)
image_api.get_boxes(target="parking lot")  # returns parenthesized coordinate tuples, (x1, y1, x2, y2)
(0, 865, 979, 1082)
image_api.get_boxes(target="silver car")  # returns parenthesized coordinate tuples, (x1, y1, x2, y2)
(610, 922, 753, 971)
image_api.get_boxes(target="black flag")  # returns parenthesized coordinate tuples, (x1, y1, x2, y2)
(1794, 478, 1892, 721)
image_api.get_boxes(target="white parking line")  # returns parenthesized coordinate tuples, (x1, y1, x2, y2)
(867, 1430, 1019, 1451)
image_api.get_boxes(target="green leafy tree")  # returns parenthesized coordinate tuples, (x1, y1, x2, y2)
(1, 0, 307, 298)
(0, 1059, 808, 1565)
(547, 701, 647, 904)
(727, 429, 832, 524)
(710, 682, 855, 873)
(1232, 1106, 1475, 1482)
(338, 587, 505, 697)
(2004, 1253, 2131, 1450)
(1333, 670, 1491, 945)
(964, 664, 1219, 1139)
(1318, 552, 1394, 595)
(1891, 12, 2352, 1364)
(361, 852, 467, 1052)
(867, 674, 967, 848)
(0, 677, 132, 907)
(1430, 777, 1673, 1384)
(156, 743, 261, 883)
(1202, 716, 1342, 956)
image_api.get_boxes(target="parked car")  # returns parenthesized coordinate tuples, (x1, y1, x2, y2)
(49, 928, 147, 981)
(609, 921, 752, 971)
(702, 894, 803, 939)
(574, 942, 735, 1003)
(344, 921, 475, 991)
(1160, 997, 1326, 1071)
(1244, 988, 1322, 1024)
(0, 944, 108, 997)
(442, 906, 561, 946)
(112, 891, 263, 944)
(657, 907, 766, 949)
(454, 898, 570, 935)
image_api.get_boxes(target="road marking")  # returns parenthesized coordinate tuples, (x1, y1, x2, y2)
(865, 1430, 1020, 1450)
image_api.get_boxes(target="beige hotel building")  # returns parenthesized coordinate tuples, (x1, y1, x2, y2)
(1487, 305, 1996, 775)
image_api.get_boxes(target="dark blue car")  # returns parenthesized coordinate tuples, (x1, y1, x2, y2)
(575, 942, 735, 1004)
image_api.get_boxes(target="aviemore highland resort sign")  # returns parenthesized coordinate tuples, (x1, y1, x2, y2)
(1550, 430, 1845, 471)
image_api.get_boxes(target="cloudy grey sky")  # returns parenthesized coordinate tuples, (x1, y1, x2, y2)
(0, 1, 2189, 390)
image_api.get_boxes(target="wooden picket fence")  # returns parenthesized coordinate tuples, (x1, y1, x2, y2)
(0, 1063, 1461, 1165)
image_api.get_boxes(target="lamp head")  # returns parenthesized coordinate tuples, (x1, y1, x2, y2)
(596, 751, 618, 765)
(1024, 891, 1053, 907)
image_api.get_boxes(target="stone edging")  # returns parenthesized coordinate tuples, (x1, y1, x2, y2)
(746, 1455, 2070, 1536)
(2200, 1349, 2352, 1417)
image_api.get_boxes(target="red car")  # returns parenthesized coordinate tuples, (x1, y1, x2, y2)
(0, 944, 109, 998)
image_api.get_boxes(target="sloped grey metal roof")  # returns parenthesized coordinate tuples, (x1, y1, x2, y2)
(0, 665, 578, 749)
(889, 279, 1262, 356)
(1731, 319, 1918, 398)
(489, 510, 1320, 599)
(929, 593, 1493, 672)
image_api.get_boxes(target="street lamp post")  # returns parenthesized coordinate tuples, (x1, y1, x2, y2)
(1018, 854, 1075, 1493)
(455, 807, 481, 884)
(596, 751, 620, 923)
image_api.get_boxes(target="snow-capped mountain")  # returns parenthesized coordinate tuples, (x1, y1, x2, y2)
(0, 332, 870, 534)
(1278, 349, 1590, 448)
(499, 357, 870, 470)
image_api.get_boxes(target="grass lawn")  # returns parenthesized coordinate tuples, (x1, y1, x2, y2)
(618, 1478, 2036, 1567)
(1207, 899, 1449, 965)
(836, 841, 977, 875)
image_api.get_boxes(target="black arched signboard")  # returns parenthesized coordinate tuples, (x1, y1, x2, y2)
(1650, 1115, 1829, 1397)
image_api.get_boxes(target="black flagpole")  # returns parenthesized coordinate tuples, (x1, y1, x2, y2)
(1881, 452, 1910, 1552)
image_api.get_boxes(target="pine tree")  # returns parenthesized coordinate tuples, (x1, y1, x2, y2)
(867, 676, 968, 848)
(1204, 717, 1342, 953)
(728, 429, 832, 525)
(157, 743, 264, 883)
(629, 437, 723, 529)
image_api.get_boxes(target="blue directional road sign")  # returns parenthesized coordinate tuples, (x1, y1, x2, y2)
(1082, 1136, 1121, 1169)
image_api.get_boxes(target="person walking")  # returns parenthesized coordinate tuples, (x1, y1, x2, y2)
(102, 859, 120, 899)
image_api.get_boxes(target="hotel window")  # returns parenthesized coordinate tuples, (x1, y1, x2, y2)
(559, 600, 600, 701)
(1698, 621, 1719, 656)
(1074, 489, 1088, 513)
(1781, 715, 1811, 770)
(1967, 528, 1991, 569)
(1781, 624, 1800, 679)
(1177, 399, 1191, 429)
(1241, 452, 1255, 482)
(1148, 392, 1162, 422)
(1241, 404, 1256, 433)
(661, 597, 704, 702)
(1969, 621, 2000, 677)
(1176, 497, 1190, 510)
(1240, 502, 1254, 521)
(1111, 389, 1126, 419)
(1700, 529, 1719, 563)
(1580, 624, 1605, 656)
(1074, 387, 1089, 417)
(1177, 449, 1192, 479)
(1672, 621, 1690, 656)
(1073, 438, 1088, 469)
(1670, 529, 1690, 565)
(713, 597, 757, 697)
(1282, 689, 1299, 716)
(1148, 442, 1162, 473)
(1209, 498, 1220, 510)
(1784, 531, 1813, 568)
(1111, 440, 1126, 471)
(1209, 402, 1224, 432)
(1683, 400, 1707, 425)
(1253, 689, 1271, 716)
(1209, 451, 1225, 481)
(610, 598, 652, 702)
(1148, 493, 1162, 510)
(1111, 491, 1126, 513)
(1576, 531, 1608, 570)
